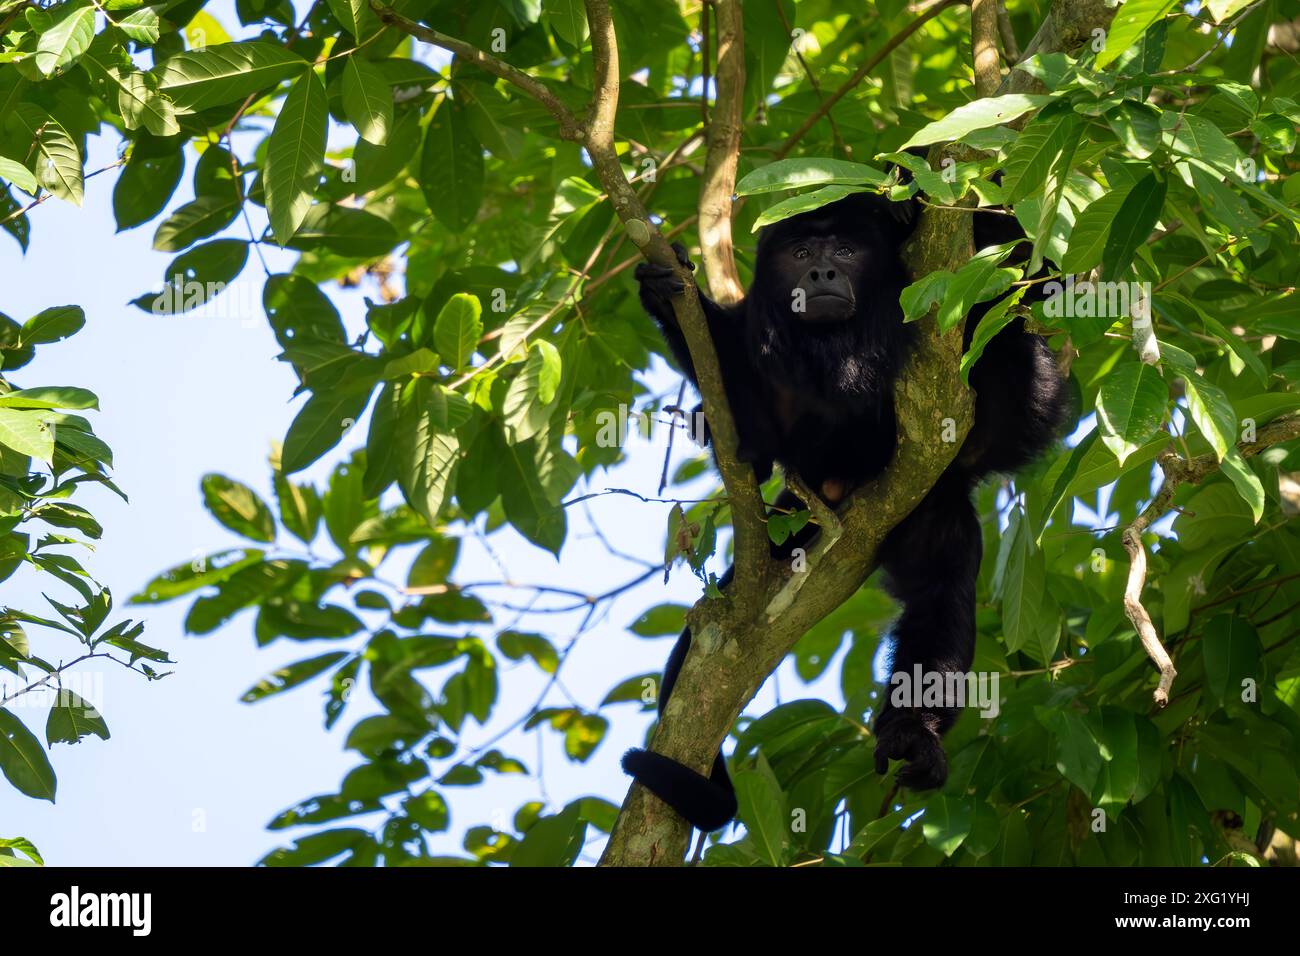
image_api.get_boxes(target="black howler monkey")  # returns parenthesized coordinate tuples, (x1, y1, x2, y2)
(623, 191, 1069, 833)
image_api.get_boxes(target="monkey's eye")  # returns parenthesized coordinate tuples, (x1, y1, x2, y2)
(834, 246, 855, 258)
(793, 246, 811, 259)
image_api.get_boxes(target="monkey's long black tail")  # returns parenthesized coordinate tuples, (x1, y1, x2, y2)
(620, 748, 737, 832)
(619, 619, 738, 832)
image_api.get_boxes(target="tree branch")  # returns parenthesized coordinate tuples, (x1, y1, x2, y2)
(996, 0, 1021, 64)
(372, 0, 769, 589)
(1000, 0, 1113, 94)
(580, 0, 769, 589)
(774, 0, 961, 160)
(697, 0, 745, 306)
(368, 3, 585, 141)
(1123, 414, 1300, 705)
(972, 0, 1002, 96)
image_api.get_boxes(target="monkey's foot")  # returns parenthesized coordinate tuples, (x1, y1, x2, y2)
(873, 707, 948, 791)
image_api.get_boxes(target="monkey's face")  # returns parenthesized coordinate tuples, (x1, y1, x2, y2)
(780, 234, 865, 323)
(754, 193, 911, 327)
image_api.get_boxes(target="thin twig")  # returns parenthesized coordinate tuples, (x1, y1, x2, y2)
(1122, 415, 1300, 705)
(774, 0, 960, 159)
(659, 380, 688, 496)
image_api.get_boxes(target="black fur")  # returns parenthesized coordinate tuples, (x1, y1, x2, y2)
(624, 192, 1069, 830)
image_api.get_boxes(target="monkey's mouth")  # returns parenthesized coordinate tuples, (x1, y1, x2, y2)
(800, 292, 856, 322)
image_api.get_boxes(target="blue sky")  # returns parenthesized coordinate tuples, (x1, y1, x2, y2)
(0, 27, 841, 860)
(0, 120, 758, 863)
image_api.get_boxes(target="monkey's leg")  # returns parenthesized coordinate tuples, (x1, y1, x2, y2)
(872, 475, 982, 790)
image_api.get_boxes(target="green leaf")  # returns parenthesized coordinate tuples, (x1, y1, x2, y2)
(0, 386, 98, 410)
(341, 56, 392, 146)
(201, 474, 277, 543)
(260, 828, 371, 866)
(1201, 615, 1260, 709)
(1106, 102, 1162, 159)
(733, 756, 787, 860)
(543, 0, 589, 46)
(283, 203, 398, 258)
(7, 105, 82, 205)
(325, 0, 377, 39)
(0, 708, 56, 801)
(0, 836, 43, 866)
(1089, 707, 1139, 815)
(263, 273, 345, 346)
(155, 41, 307, 112)
(266, 70, 328, 245)
(426, 384, 472, 432)
(1001, 510, 1044, 654)
(396, 378, 461, 525)
(184, 560, 304, 635)
(21, 305, 84, 345)
(113, 135, 184, 231)
(900, 94, 1053, 148)
(502, 342, 560, 443)
(1219, 450, 1265, 523)
(0, 408, 54, 462)
(750, 184, 869, 232)
(629, 602, 687, 637)
(137, 239, 248, 314)
(498, 438, 565, 555)
(273, 472, 321, 545)
(934, 251, 1018, 333)
(1094, 361, 1167, 465)
(922, 794, 973, 856)
(734, 158, 888, 196)
(281, 386, 372, 475)
(1061, 180, 1135, 274)
(1101, 171, 1166, 281)
(510, 804, 585, 867)
(1172, 483, 1253, 551)
(132, 548, 265, 603)
(117, 6, 162, 44)
(350, 108, 421, 194)
(151, 195, 239, 252)
(0, 157, 37, 195)
(420, 99, 483, 231)
(562, 713, 607, 761)
(45, 690, 110, 746)
(900, 270, 951, 322)
(433, 293, 482, 370)
(1041, 708, 1104, 795)
(1178, 372, 1236, 461)
(241, 652, 348, 702)
(115, 69, 180, 138)
(34, 1, 95, 77)
(1096, 0, 1178, 69)
(961, 287, 1026, 383)
(1166, 113, 1246, 179)
(1039, 430, 1099, 543)
(1001, 110, 1083, 203)
(497, 631, 558, 674)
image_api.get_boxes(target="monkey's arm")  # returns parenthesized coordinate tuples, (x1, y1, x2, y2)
(634, 242, 741, 385)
